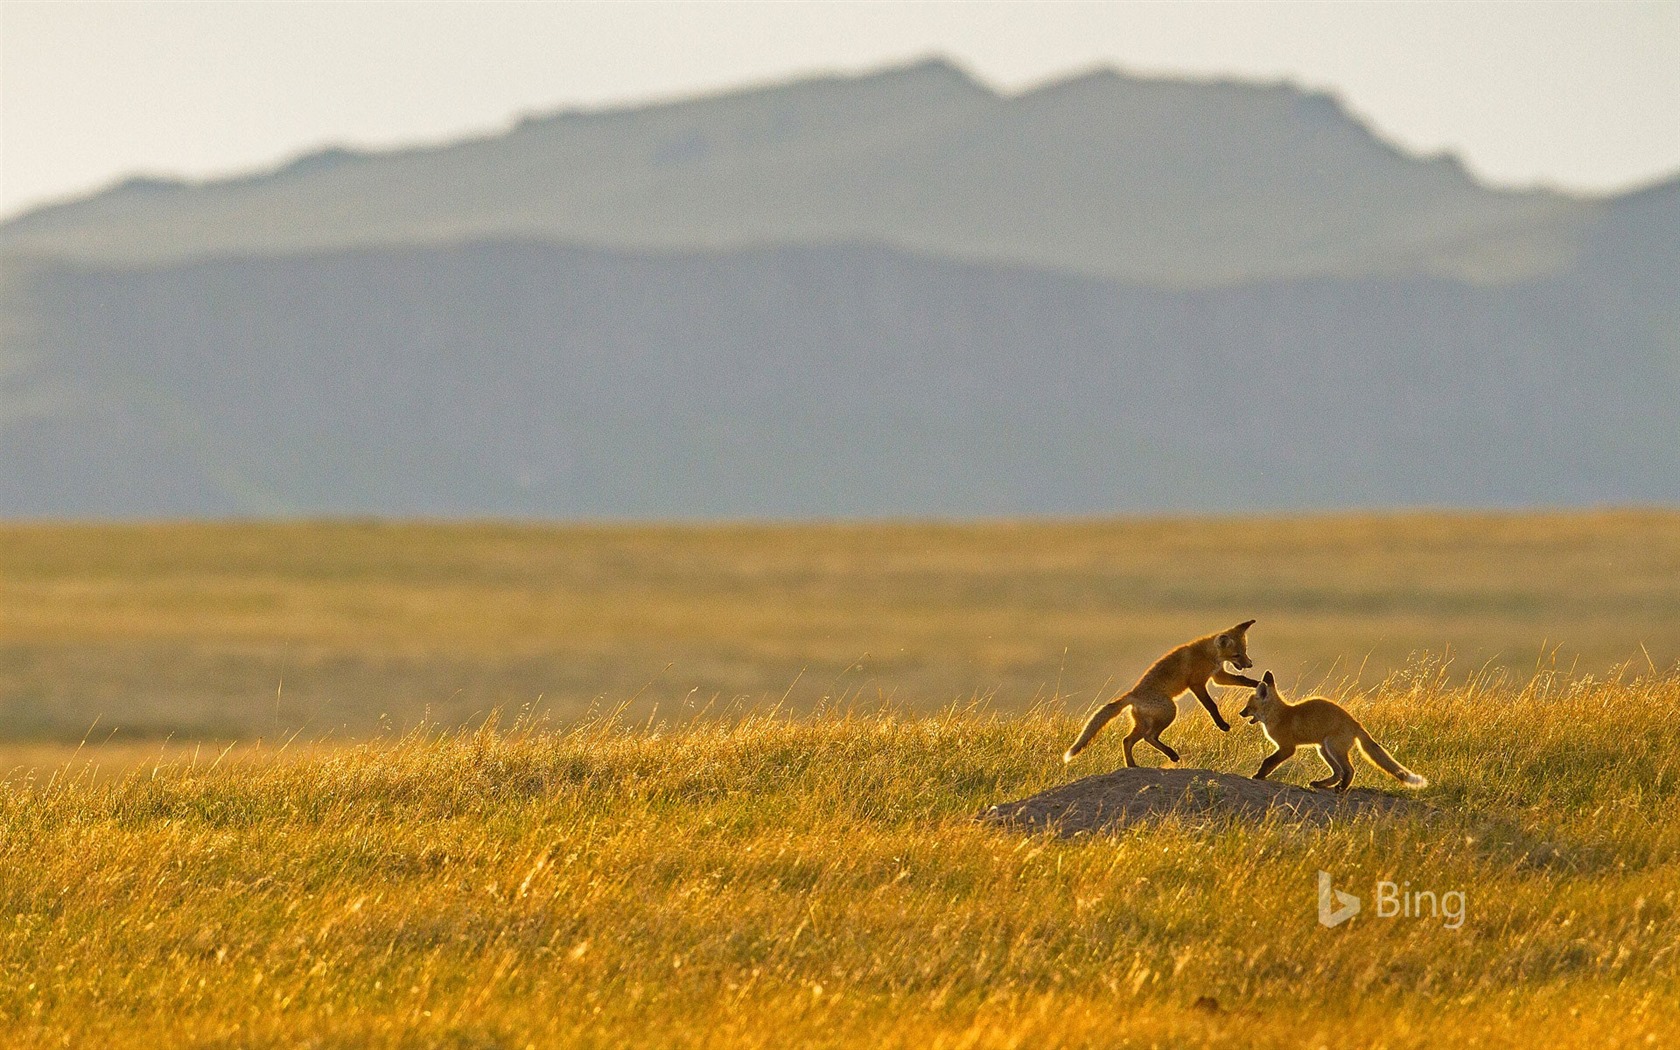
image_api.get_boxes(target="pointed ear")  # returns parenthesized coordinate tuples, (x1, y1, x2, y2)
(1235, 619, 1256, 633)
(1262, 670, 1275, 685)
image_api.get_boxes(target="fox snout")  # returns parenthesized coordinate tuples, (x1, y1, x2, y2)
(1238, 686, 1263, 723)
(1229, 655, 1253, 670)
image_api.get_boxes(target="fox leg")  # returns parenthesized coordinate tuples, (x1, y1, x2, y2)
(1128, 692, 1182, 766)
(1144, 732, 1180, 763)
(1126, 724, 1179, 766)
(1212, 668, 1261, 689)
(1310, 749, 1344, 790)
(1322, 741, 1356, 792)
(1127, 697, 1177, 767)
(1121, 722, 1145, 767)
(1188, 682, 1232, 732)
(1253, 745, 1296, 781)
(1334, 752, 1356, 793)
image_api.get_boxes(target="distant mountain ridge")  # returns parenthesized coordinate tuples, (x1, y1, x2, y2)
(1, 58, 1675, 518)
(1, 58, 1596, 286)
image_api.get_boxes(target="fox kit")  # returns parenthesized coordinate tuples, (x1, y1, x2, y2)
(1239, 671, 1427, 792)
(1063, 621, 1259, 767)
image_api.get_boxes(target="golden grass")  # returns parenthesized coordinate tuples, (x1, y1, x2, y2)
(1, 515, 1675, 1045)
(3, 512, 1678, 741)
(2, 668, 1677, 1048)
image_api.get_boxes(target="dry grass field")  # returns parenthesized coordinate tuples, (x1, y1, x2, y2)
(2, 512, 1677, 744)
(1, 514, 1678, 1047)
(1, 674, 1676, 1048)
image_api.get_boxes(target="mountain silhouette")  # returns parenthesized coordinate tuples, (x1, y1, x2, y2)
(2, 58, 1674, 516)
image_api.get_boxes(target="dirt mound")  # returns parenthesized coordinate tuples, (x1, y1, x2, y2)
(979, 767, 1428, 837)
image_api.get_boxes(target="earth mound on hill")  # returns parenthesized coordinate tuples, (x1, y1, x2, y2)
(979, 767, 1428, 837)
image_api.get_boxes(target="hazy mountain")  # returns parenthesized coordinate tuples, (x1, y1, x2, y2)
(2, 58, 1593, 286)
(1, 59, 1674, 518)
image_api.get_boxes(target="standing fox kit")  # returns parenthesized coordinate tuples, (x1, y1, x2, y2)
(1063, 621, 1260, 767)
(1240, 671, 1427, 792)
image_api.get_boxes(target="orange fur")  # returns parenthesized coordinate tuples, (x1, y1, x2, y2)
(1239, 671, 1427, 792)
(1063, 621, 1258, 767)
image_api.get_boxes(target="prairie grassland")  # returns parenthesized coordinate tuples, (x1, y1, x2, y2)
(1, 668, 1677, 1048)
(3, 512, 1678, 742)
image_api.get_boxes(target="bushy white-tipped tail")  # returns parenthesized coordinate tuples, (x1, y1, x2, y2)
(1358, 731, 1428, 789)
(1063, 698, 1129, 765)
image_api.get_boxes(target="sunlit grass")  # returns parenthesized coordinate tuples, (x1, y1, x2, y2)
(2, 668, 1676, 1048)
(3, 512, 1679, 741)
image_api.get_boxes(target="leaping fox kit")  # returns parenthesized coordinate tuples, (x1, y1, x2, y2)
(1239, 671, 1427, 792)
(1063, 621, 1260, 767)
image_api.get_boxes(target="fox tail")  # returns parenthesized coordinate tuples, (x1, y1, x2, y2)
(1063, 697, 1132, 764)
(1357, 731, 1428, 788)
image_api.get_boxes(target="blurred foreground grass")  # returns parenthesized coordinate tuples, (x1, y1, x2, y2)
(1, 669, 1676, 1048)
(2, 512, 1677, 741)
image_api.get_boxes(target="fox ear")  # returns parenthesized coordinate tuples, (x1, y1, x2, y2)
(1235, 619, 1256, 633)
(1262, 670, 1275, 685)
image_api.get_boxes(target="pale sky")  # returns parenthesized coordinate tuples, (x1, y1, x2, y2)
(2, 1, 1678, 219)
